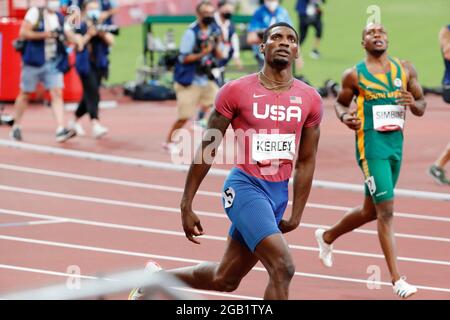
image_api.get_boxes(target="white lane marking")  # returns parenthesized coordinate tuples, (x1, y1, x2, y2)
(0, 140, 448, 201)
(1, 235, 449, 293)
(0, 264, 260, 300)
(0, 163, 448, 222)
(0, 220, 66, 228)
(0, 184, 449, 243)
(1, 208, 449, 266)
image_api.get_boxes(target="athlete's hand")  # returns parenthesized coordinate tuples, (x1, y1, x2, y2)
(278, 219, 299, 234)
(396, 90, 415, 108)
(342, 111, 361, 130)
(181, 207, 204, 244)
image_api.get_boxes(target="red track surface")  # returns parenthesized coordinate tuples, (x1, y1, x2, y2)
(0, 95, 449, 300)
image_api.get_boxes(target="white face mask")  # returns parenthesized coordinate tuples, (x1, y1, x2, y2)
(265, 1, 279, 12)
(47, 0, 61, 12)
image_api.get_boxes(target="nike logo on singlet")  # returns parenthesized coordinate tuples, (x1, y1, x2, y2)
(253, 94, 266, 98)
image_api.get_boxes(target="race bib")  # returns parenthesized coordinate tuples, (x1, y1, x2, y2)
(252, 134, 296, 162)
(372, 105, 406, 132)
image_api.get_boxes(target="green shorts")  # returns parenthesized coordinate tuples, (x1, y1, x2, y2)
(358, 159, 402, 204)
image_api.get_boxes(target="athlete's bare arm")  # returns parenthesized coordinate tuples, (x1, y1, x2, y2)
(180, 110, 231, 244)
(398, 61, 426, 117)
(279, 125, 320, 233)
(334, 68, 362, 130)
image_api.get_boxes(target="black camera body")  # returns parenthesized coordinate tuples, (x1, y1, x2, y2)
(89, 17, 120, 36)
(12, 39, 26, 53)
(95, 24, 120, 36)
(53, 26, 67, 43)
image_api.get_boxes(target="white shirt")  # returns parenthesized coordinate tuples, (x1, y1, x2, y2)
(214, 12, 240, 60)
(24, 7, 61, 61)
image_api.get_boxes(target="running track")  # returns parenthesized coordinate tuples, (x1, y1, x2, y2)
(0, 95, 449, 300)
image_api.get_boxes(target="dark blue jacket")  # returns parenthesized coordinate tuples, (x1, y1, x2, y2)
(296, 0, 309, 15)
(173, 22, 221, 86)
(22, 9, 68, 72)
(444, 24, 450, 85)
(75, 22, 110, 76)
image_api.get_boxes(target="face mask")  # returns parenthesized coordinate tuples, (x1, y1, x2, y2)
(202, 16, 214, 26)
(222, 12, 232, 20)
(265, 1, 279, 12)
(47, 0, 61, 12)
(87, 9, 101, 21)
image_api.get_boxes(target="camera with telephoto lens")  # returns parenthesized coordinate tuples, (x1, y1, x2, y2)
(196, 30, 221, 79)
(53, 27, 67, 43)
(95, 24, 120, 35)
(89, 16, 120, 36)
(12, 38, 26, 53)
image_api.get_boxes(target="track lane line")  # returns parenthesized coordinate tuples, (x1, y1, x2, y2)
(1, 235, 449, 293)
(0, 163, 448, 222)
(0, 140, 448, 201)
(1, 208, 449, 266)
(0, 264, 260, 300)
(0, 184, 449, 243)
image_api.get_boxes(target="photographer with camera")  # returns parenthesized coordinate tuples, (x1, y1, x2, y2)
(214, 0, 242, 86)
(62, 0, 118, 25)
(10, 0, 80, 142)
(247, 0, 292, 68)
(164, 0, 224, 151)
(69, 0, 115, 139)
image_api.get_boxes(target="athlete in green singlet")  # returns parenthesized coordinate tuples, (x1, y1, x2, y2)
(314, 23, 426, 298)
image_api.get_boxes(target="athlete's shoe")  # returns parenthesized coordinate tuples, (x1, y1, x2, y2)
(393, 277, 417, 299)
(309, 49, 320, 59)
(69, 120, 86, 136)
(92, 123, 108, 139)
(10, 126, 22, 141)
(428, 165, 450, 185)
(56, 128, 76, 143)
(128, 261, 163, 300)
(0, 114, 15, 126)
(315, 229, 333, 267)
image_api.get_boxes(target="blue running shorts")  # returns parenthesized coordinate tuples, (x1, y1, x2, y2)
(222, 167, 289, 252)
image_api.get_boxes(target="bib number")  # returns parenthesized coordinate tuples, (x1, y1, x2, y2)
(252, 134, 296, 162)
(372, 105, 406, 132)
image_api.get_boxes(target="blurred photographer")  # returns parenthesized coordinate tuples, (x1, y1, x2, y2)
(247, 0, 292, 68)
(10, 0, 79, 142)
(70, 0, 115, 139)
(62, 0, 118, 25)
(164, 0, 224, 151)
(214, 0, 242, 86)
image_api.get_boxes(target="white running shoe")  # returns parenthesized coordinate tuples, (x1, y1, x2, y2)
(393, 277, 417, 299)
(128, 261, 163, 300)
(315, 228, 334, 268)
(69, 121, 86, 136)
(92, 123, 108, 139)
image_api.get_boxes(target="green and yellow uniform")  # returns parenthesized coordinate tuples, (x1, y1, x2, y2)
(354, 56, 407, 203)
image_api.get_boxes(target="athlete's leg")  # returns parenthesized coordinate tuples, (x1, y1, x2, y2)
(435, 143, 450, 169)
(168, 236, 258, 292)
(253, 233, 295, 300)
(13, 91, 31, 127)
(323, 196, 377, 244)
(49, 87, 65, 129)
(374, 199, 400, 283)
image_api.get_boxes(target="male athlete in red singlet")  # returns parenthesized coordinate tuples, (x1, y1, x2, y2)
(130, 22, 322, 300)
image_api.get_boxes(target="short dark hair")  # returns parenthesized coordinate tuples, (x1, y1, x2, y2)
(262, 22, 299, 44)
(196, 0, 213, 13)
